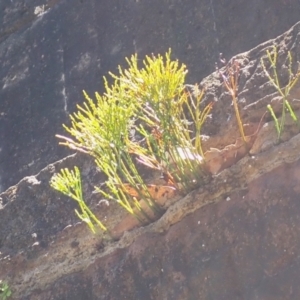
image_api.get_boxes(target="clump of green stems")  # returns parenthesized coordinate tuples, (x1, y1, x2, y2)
(50, 167, 107, 233)
(0, 281, 12, 300)
(50, 50, 212, 232)
(261, 45, 300, 140)
(117, 52, 212, 192)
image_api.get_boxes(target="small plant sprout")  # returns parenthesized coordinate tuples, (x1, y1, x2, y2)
(50, 167, 107, 233)
(267, 104, 280, 135)
(0, 281, 12, 300)
(261, 45, 300, 140)
(220, 59, 246, 143)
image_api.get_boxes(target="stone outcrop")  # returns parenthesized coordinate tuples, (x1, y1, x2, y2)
(0, 0, 300, 192)
(1, 18, 300, 299)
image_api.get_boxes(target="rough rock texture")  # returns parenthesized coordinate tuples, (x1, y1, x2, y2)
(30, 156, 300, 300)
(0, 0, 300, 191)
(1, 19, 300, 299)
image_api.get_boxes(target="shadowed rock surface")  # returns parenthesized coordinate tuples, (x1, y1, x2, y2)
(1, 19, 300, 299)
(0, 0, 300, 191)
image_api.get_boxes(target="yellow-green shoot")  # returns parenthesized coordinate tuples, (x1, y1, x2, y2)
(50, 167, 107, 233)
(261, 46, 300, 140)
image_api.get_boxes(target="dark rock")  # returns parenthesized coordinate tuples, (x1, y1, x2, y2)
(0, 0, 300, 191)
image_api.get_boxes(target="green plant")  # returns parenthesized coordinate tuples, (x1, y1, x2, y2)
(0, 281, 12, 300)
(50, 167, 107, 233)
(106, 50, 211, 192)
(51, 50, 212, 232)
(261, 45, 300, 140)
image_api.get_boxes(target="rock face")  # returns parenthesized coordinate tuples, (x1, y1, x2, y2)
(0, 0, 300, 191)
(1, 19, 300, 299)
(0, 1, 300, 300)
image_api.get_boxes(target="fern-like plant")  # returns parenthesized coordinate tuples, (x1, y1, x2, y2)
(50, 167, 107, 233)
(51, 50, 212, 233)
(261, 46, 300, 140)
